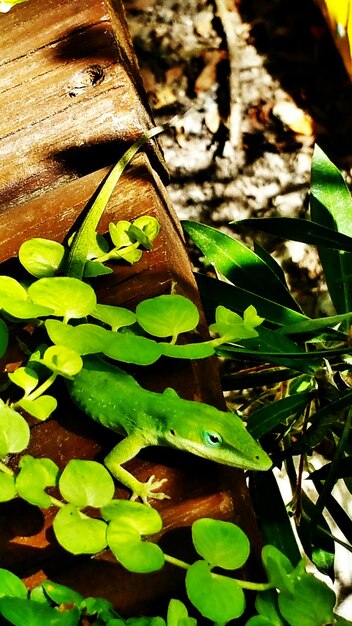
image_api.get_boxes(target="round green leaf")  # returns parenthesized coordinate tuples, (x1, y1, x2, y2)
(109, 220, 132, 249)
(42, 581, 84, 607)
(28, 277, 96, 321)
(45, 320, 107, 355)
(0, 473, 17, 502)
(16, 456, 59, 508)
(42, 346, 83, 377)
(192, 518, 250, 569)
(133, 216, 160, 243)
(101, 499, 162, 534)
(278, 571, 335, 626)
(261, 545, 294, 595)
(245, 617, 275, 626)
(107, 519, 164, 573)
(185, 560, 245, 622)
(59, 460, 115, 508)
(18, 395, 57, 421)
(0, 276, 27, 302)
(0, 319, 8, 359)
(0, 597, 80, 626)
(8, 367, 38, 395)
(91, 304, 136, 331)
(255, 590, 285, 626)
(103, 332, 161, 365)
(0, 568, 27, 598)
(53, 504, 107, 555)
(3, 300, 54, 319)
(0, 401, 30, 456)
(167, 599, 194, 626)
(160, 341, 214, 359)
(209, 305, 259, 343)
(19, 238, 66, 278)
(136, 295, 199, 339)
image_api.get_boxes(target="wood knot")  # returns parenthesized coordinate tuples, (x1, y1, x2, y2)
(68, 65, 105, 97)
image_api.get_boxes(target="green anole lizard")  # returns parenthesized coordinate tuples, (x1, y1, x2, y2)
(67, 357, 272, 504)
(64, 123, 271, 503)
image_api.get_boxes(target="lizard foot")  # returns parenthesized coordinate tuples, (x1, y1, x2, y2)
(130, 475, 170, 506)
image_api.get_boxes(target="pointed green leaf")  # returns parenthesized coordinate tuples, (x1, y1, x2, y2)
(247, 392, 312, 439)
(183, 220, 300, 310)
(0, 319, 8, 359)
(234, 216, 352, 252)
(310, 144, 352, 315)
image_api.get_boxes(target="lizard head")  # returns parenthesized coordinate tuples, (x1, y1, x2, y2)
(163, 400, 272, 471)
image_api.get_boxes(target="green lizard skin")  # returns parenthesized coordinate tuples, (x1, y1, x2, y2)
(66, 356, 272, 504)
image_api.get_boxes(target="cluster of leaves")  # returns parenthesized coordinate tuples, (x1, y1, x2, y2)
(183, 145, 352, 578)
(0, 517, 347, 626)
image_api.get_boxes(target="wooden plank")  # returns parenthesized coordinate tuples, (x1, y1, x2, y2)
(0, 0, 166, 210)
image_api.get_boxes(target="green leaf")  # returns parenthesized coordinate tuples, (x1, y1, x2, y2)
(245, 617, 276, 626)
(109, 221, 133, 249)
(16, 456, 59, 508)
(0, 319, 8, 359)
(167, 599, 196, 626)
(103, 332, 162, 366)
(247, 392, 312, 439)
(132, 216, 160, 244)
(91, 304, 136, 331)
(107, 519, 164, 573)
(0, 568, 27, 598)
(310, 144, 352, 316)
(278, 311, 352, 336)
(234, 216, 352, 252)
(0, 597, 80, 625)
(261, 545, 295, 594)
(0, 400, 30, 456)
(136, 295, 199, 340)
(18, 395, 57, 420)
(59, 460, 115, 508)
(45, 320, 108, 355)
(80, 596, 118, 621)
(19, 238, 66, 278)
(195, 273, 307, 328)
(209, 305, 262, 343)
(83, 260, 113, 277)
(160, 341, 215, 359)
(0, 276, 53, 319)
(53, 504, 107, 554)
(28, 277, 97, 322)
(185, 560, 245, 622)
(192, 518, 250, 569)
(0, 473, 17, 502)
(42, 581, 84, 608)
(255, 589, 286, 626)
(183, 220, 300, 311)
(101, 499, 162, 534)
(8, 367, 39, 395)
(250, 472, 301, 567)
(278, 569, 336, 626)
(42, 346, 83, 377)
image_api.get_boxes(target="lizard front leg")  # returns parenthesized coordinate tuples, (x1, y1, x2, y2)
(104, 433, 169, 505)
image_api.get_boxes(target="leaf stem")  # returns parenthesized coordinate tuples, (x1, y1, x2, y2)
(163, 554, 273, 590)
(26, 372, 58, 402)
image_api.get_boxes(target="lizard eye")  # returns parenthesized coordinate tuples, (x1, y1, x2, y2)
(202, 430, 222, 447)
